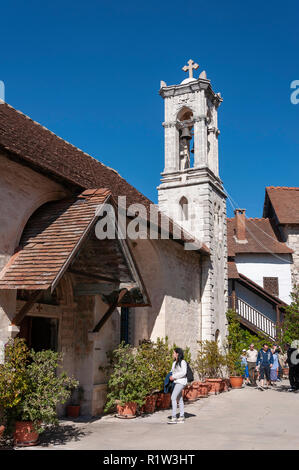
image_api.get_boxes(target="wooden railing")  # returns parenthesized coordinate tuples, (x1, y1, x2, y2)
(229, 296, 277, 340)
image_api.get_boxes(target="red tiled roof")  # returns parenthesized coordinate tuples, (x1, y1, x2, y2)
(0, 102, 209, 255)
(264, 187, 299, 224)
(0, 189, 111, 290)
(227, 260, 239, 279)
(227, 217, 293, 257)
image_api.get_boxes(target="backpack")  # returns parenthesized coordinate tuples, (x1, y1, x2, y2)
(186, 362, 194, 383)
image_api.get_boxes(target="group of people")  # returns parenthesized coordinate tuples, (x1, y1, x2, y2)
(167, 342, 299, 424)
(241, 342, 299, 391)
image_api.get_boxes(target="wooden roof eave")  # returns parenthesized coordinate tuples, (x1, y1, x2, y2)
(237, 273, 287, 308)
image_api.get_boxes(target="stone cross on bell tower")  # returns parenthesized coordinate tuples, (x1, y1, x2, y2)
(157, 60, 228, 342)
(182, 59, 199, 79)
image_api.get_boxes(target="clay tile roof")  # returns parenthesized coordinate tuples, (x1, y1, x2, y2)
(227, 260, 239, 279)
(0, 102, 209, 255)
(0, 189, 111, 290)
(264, 187, 299, 224)
(227, 217, 293, 257)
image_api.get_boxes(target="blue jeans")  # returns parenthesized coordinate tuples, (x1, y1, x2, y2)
(171, 383, 185, 418)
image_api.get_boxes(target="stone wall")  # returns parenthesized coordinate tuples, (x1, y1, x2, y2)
(281, 225, 299, 289)
(129, 238, 202, 359)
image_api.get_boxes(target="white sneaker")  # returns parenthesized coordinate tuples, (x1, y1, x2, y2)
(168, 417, 177, 424)
(177, 417, 185, 424)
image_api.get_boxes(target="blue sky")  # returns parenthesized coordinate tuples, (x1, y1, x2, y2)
(1, 0, 299, 217)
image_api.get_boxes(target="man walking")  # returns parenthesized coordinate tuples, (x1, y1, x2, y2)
(256, 343, 274, 390)
(286, 342, 299, 391)
(246, 343, 258, 386)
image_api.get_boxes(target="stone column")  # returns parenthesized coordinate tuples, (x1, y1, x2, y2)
(163, 122, 179, 172)
(193, 116, 208, 167)
(0, 290, 18, 362)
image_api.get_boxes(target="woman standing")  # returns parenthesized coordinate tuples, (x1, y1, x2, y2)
(168, 348, 187, 424)
(241, 349, 250, 385)
(270, 347, 279, 385)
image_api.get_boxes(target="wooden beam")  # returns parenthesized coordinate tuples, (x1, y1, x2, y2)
(276, 305, 281, 328)
(12, 290, 42, 326)
(232, 280, 236, 311)
(92, 288, 127, 333)
(69, 269, 120, 284)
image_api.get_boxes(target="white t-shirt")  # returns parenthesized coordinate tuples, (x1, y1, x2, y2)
(246, 349, 258, 363)
(171, 359, 187, 385)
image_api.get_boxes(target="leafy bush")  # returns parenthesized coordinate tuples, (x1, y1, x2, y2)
(103, 338, 193, 413)
(225, 350, 246, 376)
(19, 349, 79, 431)
(277, 286, 299, 347)
(193, 340, 226, 379)
(136, 338, 172, 394)
(0, 338, 29, 413)
(224, 309, 271, 376)
(0, 338, 79, 434)
(104, 342, 149, 412)
(226, 309, 270, 353)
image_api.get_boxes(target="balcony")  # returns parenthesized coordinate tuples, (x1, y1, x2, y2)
(229, 296, 277, 340)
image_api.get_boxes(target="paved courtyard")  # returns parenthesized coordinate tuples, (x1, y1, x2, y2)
(18, 380, 299, 451)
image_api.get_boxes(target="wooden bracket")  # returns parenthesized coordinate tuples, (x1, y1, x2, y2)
(12, 290, 42, 326)
(92, 288, 127, 333)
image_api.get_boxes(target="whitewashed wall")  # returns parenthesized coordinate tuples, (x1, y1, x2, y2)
(235, 253, 292, 304)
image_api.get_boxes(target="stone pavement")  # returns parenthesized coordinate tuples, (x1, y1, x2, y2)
(17, 381, 299, 450)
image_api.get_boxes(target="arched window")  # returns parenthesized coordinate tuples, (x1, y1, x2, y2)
(179, 196, 188, 221)
(177, 107, 194, 169)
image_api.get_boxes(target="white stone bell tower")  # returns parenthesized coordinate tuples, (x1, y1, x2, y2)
(157, 59, 228, 342)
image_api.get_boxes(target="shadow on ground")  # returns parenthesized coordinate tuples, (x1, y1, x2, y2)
(37, 424, 89, 447)
(273, 384, 299, 393)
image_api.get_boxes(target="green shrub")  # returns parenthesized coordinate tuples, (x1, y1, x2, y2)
(103, 338, 193, 413)
(0, 338, 79, 434)
(193, 340, 226, 379)
(104, 342, 149, 412)
(277, 286, 299, 347)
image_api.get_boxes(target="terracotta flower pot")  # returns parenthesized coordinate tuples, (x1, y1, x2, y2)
(140, 395, 157, 414)
(13, 421, 39, 447)
(229, 376, 243, 389)
(0, 425, 5, 439)
(184, 383, 199, 402)
(220, 379, 228, 392)
(116, 401, 138, 417)
(197, 382, 209, 398)
(66, 405, 80, 418)
(156, 392, 171, 410)
(206, 378, 222, 395)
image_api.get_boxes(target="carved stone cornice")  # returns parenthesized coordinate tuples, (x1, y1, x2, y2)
(208, 127, 220, 136)
(162, 121, 176, 128)
(159, 78, 222, 107)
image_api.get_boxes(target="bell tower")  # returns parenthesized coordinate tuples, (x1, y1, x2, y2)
(157, 60, 228, 342)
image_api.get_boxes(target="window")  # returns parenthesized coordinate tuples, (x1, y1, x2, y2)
(179, 196, 188, 221)
(120, 307, 130, 344)
(263, 277, 279, 297)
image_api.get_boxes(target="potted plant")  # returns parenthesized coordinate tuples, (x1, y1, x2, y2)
(104, 343, 148, 418)
(225, 350, 245, 389)
(194, 341, 225, 395)
(138, 338, 174, 413)
(66, 386, 84, 419)
(0, 338, 79, 446)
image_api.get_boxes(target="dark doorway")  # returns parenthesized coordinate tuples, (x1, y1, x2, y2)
(19, 316, 59, 352)
(120, 307, 130, 344)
